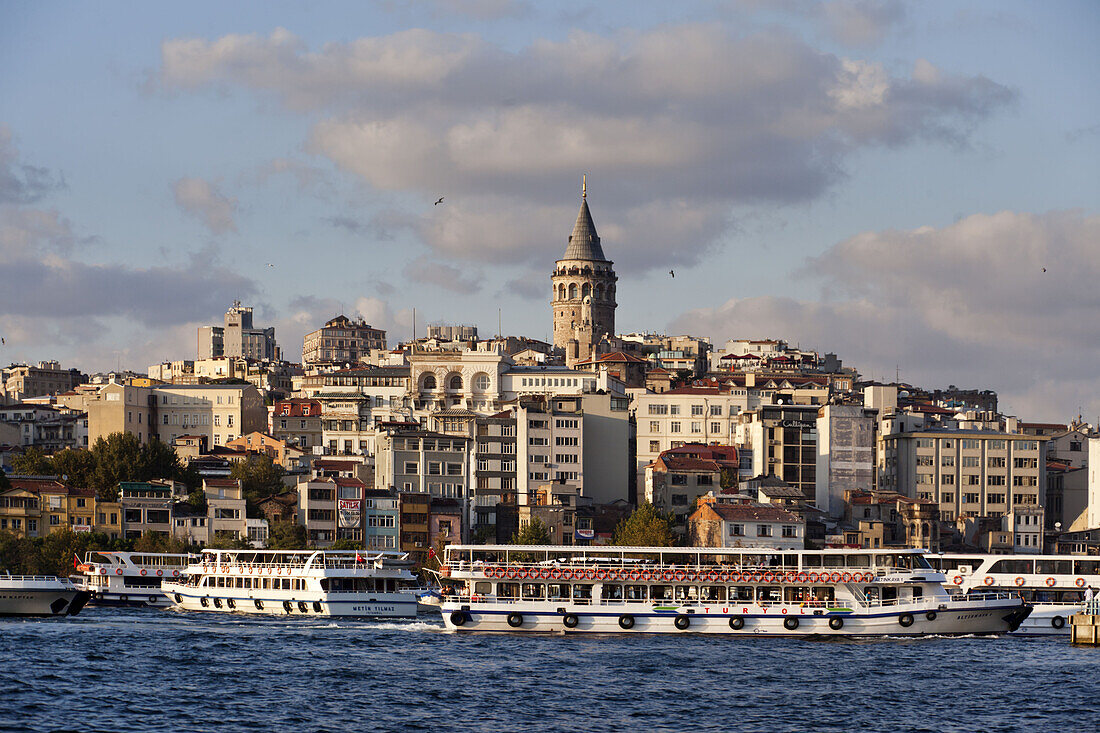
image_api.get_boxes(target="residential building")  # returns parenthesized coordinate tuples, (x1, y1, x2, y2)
(0, 403, 87, 451)
(839, 489, 940, 551)
(271, 398, 323, 451)
(552, 183, 617, 368)
(363, 489, 400, 550)
(225, 431, 305, 469)
(302, 315, 387, 367)
(688, 497, 805, 550)
(375, 429, 472, 507)
(198, 301, 280, 361)
(398, 492, 430, 558)
(203, 478, 247, 542)
(119, 480, 184, 540)
(643, 444, 738, 521)
(735, 404, 821, 504)
(815, 404, 877, 517)
(257, 491, 298, 525)
(299, 478, 337, 547)
(1, 361, 86, 401)
(574, 351, 647, 388)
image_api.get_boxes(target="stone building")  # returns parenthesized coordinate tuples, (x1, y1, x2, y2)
(198, 302, 280, 361)
(302, 315, 387, 367)
(551, 180, 617, 368)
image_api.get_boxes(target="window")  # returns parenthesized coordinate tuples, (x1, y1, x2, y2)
(648, 405, 668, 415)
(473, 374, 491, 391)
(691, 422, 702, 433)
(941, 492, 954, 503)
(757, 524, 773, 537)
(710, 405, 722, 416)
(987, 493, 1006, 505)
(446, 463, 463, 476)
(987, 475, 1006, 486)
(967, 474, 981, 485)
(403, 462, 419, 473)
(962, 457, 980, 467)
(649, 441, 660, 452)
(670, 474, 687, 485)
(916, 439, 934, 448)
(941, 455, 954, 467)
(670, 422, 681, 434)
(728, 523, 744, 537)
(671, 494, 688, 506)
(711, 423, 721, 433)
(649, 421, 660, 433)
(781, 525, 797, 538)
(941, 474, 955, 485)
(963, 493, 980, 504)
(428, 462, 442, 475)
(691, 405, 704, 416)
(669, 405, 680, 415)
(988, 457, 1006, 468)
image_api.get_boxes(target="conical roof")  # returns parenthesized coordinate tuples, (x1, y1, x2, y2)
(562, 197, 608, 262)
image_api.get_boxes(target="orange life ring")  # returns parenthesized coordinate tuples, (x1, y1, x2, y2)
(596, 569, 608, 581)
(807, 572, 818, 583)
(797, 572, 808, 583)
(551, 568, 563, 580)
(1045, 577, 1056, 587)
(762, 572, 774, 583)
(99, 568, 107, 575)
(628, 569, 641, 582)
(841, 572, 853, 583)
(982, 576, 995, 587)
(505, 567, 518, 580)
(674, 570, 687, 582)
(561, 568, 574, 581)
(952, 575, 963, 585)
(173, 570, 180, 577)
(785, 571, 797, 583)
(706, 570, 719, 583)
(584, 568, 596, 581)
(727, 571, 740, 583)
(1014, 576, 1025, 587)
(1075, 578, 1086, 588)
(830, 572, 842, 584)
(863, 572, 875, 583)
(140, 569, 147, 577)
(539, 567, 552, 580)
(115, 568, 123, 576)
(156, 569, 164, 577)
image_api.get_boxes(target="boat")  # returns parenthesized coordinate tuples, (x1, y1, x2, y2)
(437, 545, 1031, 635)
(161, 549, 420, 617)
(72, 551, 196, 608)
(0, 574, 92, 617)
(926, 553, 1099, 635)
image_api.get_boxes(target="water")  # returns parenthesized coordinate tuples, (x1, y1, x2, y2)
(2, 608, 1099, 733)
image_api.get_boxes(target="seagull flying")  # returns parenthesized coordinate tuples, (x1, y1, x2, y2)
(267, 263, 275, 268)
(1042, 267, 1046, 272)
(434, 197, 444, 206)
(669, 269, 675, 278)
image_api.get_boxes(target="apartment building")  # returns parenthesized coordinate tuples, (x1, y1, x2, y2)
(271, 398, 323, 450)
(815, 404, 878, 517)
(302, 315, 387, 367)
(119, 480, 186, 540)
(689, 498, 805, 550)
(198, 302, 280, 361)
(0, 403, 87, 451)
(1, 361, 86, 400)
(203, 478, 247, 542)
(0, 478, 120, 538)
(644, 444, 738, 520)
(735, 404, 821, 504)
(878, 429, 1047, 535)
(375, 429, 472, 500)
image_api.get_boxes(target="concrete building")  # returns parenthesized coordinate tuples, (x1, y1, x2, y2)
(198, 302, 280, 361)
(0, 478, 118, 538)
(409, 346, 509, 416)
(427, 324, 478, 342)
(839, 489, 940, 551)
(363, 489, 400, 550)
(735, 404, 821, 504)
(552, 182, 617, 368)
(878, 429, 1047, 531)
(398, 492, 430, 557)
(299, 478, 337, 547)
(86, 382, 266, 448)
(119, 480, 185, 540)
(302, 315, 387, 367)
(815, 404, 877, 517)
(203, 478, 247, 543)
(271, 398, 323, 451)
(0, 403, 87, 451)
(375, 429, 472, 501)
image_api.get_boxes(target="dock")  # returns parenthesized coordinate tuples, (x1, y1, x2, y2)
(1070, 600, 1100, 644)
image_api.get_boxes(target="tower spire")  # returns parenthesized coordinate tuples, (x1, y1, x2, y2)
(582, 173, 586, 199)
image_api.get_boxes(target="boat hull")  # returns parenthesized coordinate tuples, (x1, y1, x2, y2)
(0, 589, 91, 617)
(440, 600, 1028, 636)
(162, 584, 418, 618)
(1009, 604, 1079, 636)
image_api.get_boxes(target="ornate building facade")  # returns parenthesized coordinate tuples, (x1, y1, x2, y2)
(552, 181, 618, 368)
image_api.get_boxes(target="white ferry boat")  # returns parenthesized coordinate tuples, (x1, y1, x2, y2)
(162, 549, 420, 617)
(927, 553, 1099, 635)
(73, 552, 196, 608)
(0, 575, 91, 617)
(437, 545, 1031, 636)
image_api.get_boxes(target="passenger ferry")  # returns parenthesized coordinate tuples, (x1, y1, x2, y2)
(0, 575, 91, 617)
(927, 553, 1099, 635)
(437, 545, 1031, 635)
(73, 552, 196, 608)
(162, 549, 419, 617)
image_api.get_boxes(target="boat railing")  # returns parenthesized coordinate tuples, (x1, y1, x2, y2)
(0, 575, 71, 583)
(444, 561, 914, 580)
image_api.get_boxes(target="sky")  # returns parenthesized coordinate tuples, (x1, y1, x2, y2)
(0, 0, 1097, 422)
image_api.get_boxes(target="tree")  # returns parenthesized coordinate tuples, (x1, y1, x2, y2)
(0, 468, 10, 491)
(512, 518, 551, 545)
(206, 534, 252, 550)
(230, 455, 286, 513)
(10, 448, 53, 476)
(611, 503, 676, 547)
(266, 521, 307, 550)
(720, 467, 738, 492)
(132, 531, 190, 554)
(89, 433, 181, 500)
(51, 449, 97, 487)
(329, 538, 362, 551)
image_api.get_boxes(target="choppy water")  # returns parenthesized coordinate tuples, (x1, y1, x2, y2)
(2, 607, 1099, 732)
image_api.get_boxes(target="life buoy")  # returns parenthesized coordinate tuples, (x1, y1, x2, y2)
(674, 614, 690, 630)
(505, 567, 517, 580)
(115, 568, 123, 576)
(551, 568, 563, 580)
(99, 568, 106, 575)
(841, 572, 852, 583)
(628, 570, 641, 581)
(140, 569, 147, 577)
(983, 576, 995, 587)
(662, 570, 675, 582)
(829, 617, 844, 630)
(1014, 576, 1025, 587)
(561, 568, 574, 581)
(539, 567, 551, 580)
(786, 571, 797, 584)
(1075, 578, 1086, 588)
(584, 568, 596, 581)
(797, 572, 808, 583)
(952, 575, 963, 585)
(172, 570, 180, 577)
(727, 571, 740, 583)
(863, 572, 875, 583)
(706, 570, 719, 583)
(595, 569, 608, 581)
(1045, 577, 1057, 587)
(761, 572, 773, 583)
(674, 570, 687, 582)
(830, 572, 842, 584)
(684, 570, 697, 583)
(156, 569, 163, 577)
(808, 572, 819, 583)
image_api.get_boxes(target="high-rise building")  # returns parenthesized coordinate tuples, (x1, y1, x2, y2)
(197, 302, 279, 361)
(302, 315, 387, 367)
(552, 178, 617, 368)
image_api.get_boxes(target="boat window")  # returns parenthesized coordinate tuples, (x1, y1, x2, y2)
(757, 586, 781, 603)
(1074, 560, 1100, 575)
(281, 579, 291, 590)
(625, 585, 647, 601)
(1036, 560, 1072, 575)
(800, 555, 821, 568)
(990, 559, 1033, 574)
(700, 586, 725, 602)
(572, 584, 592, 600)
(912, 555, 932, 570)
(521, 583, 544, 600)
(546, 583, 568, 599)
(730, 586, 754, 601)
(650, 585, 672, 601)
(874, 554, 897, 569)
(822, 555, 845, 568)
(262, 579, 271, 590)
(809, 587, 835, 603)
(674, 585, 699, 601)
(881, 587, 897, 602)
(497, 582, 519, 599)
(474, 581, 491, 595)
(217, 577, 226, 588)
(911, 587, 923, 599)
(601, 584, 623, 601)
(784, 586, 815, 603)
(845, 554, 871, 568)
(244, 578, 252, 589)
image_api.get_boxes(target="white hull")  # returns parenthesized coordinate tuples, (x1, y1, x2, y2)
(440, 600, 1027, 636)
(1010, 604, 1080, 636)
(163, 583, 418, 618)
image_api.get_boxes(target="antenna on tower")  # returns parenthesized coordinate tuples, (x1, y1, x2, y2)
(582, 173, 587, 199)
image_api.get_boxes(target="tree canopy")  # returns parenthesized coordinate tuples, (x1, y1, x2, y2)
(266, 521, 307, 550)
(512, 518, 551, 545)
(611, 503, 676, 547)
(230, 455, 287, 514)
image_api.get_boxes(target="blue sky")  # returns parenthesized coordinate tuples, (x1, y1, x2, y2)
(1, 1, 1097, 421)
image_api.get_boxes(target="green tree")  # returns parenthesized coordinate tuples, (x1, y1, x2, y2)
(0, 468, 10, 491)
(89, 433, 181, 500)
(132, 531, 190, 554)
(266, 521, 307, 550)
(720, 467, 738, 492)
(511, 518, 551, 545)
(611, 503, 676, 547)
(230, 455, 286, 513)
(10, 448, 53, 476)
(205, 534, 252, 550)
(329, 538, 362, 551)
(51, 449, 97, 487)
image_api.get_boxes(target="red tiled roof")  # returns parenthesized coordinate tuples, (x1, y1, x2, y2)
(708, 504, 801, 523)
(334, 477, 365, 488)
(576, 351, 647, 365)
(203, 478, 240, 488)
(313, 459, 357, 470)
(7, 478, 67, 493)
(658, 456, 721, 472)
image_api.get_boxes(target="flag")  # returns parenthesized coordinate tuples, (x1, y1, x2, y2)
(355, 553, 363, 563)
(73, 553, 81, 569)
(427, 547, 436, 560)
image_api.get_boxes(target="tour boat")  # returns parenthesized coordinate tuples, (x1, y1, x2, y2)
(0, 574, 92, 617)
(437, 545, 1031, 636)
(162, 549, 420, 617)
(927, 553, 1099, 635)
(72, 551, 196, 608)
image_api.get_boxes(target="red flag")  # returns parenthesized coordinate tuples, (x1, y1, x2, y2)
(73, 553, 81, 569)
(355, 553, 363, 562)
(427, 547, 436, 560)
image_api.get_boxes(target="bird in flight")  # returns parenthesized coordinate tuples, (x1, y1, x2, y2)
(434, 197, 444, 206)
(266, 263, 275, 268)
(1042, 267, 1046, 272)
(669, 269, 675, 278)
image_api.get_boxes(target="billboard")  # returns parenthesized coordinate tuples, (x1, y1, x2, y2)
(338, 499, 361, 529)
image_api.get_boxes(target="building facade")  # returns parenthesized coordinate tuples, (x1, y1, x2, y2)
(302, 315, 387, 367)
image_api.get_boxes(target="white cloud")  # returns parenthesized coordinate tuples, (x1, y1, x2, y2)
(402, 254, 483, 292)
(158, 25, 1013, 272)
(670, 210, 1100, 422)
(173, 177, 238, 233)
(820, 0, 906, 47)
